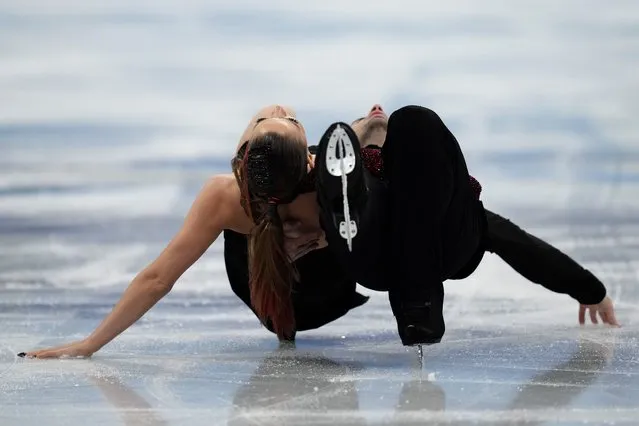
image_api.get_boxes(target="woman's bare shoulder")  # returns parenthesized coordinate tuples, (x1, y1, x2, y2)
(199, 174, 252, 233)
(197, 174, 239, 210)
(205, 173, 239, 192)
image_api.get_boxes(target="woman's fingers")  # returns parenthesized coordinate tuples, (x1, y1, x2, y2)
(25, 348, 59, 359)
(30, 349, 54, 359)
(589, 307, 598, 324)
(579, 305, 586, 325)
(20, 342, 83, 359)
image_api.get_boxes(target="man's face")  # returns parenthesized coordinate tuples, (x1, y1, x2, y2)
(351, 104, 388, 146)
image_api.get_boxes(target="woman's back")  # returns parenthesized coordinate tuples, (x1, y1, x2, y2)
(223, 229, 369, 336)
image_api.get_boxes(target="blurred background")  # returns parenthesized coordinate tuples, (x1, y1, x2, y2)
(1, 1, 639, 424)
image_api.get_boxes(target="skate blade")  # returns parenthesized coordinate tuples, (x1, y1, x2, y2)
(325, 124, 358, 250)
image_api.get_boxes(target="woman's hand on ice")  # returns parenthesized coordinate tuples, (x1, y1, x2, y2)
(579, 296, 620, 327)
(18, 340, 95, 359)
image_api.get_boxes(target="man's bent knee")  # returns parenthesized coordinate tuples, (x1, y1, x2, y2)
(388, 105, 444, 130)
(385, 105, 450, 158)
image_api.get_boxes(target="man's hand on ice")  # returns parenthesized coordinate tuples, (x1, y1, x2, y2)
(579, 296, 620, 327)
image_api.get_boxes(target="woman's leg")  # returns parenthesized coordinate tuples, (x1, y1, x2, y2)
(382, 106, 485, 346)
(222, 230, 370, 341)
(314, 123, 392, 291)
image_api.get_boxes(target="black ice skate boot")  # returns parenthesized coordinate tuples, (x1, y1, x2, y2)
(389, 282, 446, 346)
(315, 122, 368, 251)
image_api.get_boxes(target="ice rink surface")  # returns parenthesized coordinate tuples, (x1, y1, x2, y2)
(1, 1, 639, 424)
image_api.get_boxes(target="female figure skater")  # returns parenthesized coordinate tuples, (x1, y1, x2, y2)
(20, 104, 619, 359)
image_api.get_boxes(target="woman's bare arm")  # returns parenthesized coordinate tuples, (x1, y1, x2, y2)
(23, 176, 235, 359)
